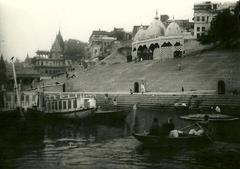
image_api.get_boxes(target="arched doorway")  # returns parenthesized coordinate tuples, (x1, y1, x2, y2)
(218, 80, 225, 94)
(137, 46, 143, 61)
(142, 45, 148, 60)
(134, 82, 139, 93)
(149, 43, 159, 60)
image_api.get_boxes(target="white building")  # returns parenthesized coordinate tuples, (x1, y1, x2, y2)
(193, 1, 221, 39)
(132, 13, 184, 61)
(193, 1, 237, 39)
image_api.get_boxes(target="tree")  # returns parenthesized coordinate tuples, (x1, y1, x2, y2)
(64, 39, 88, 61)
(110, 30, 125, 41)
(203, 3, 240, 47)
(160, 15, 169, 22)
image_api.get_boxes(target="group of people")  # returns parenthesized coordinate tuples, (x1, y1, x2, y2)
(149, 115, 209, 138)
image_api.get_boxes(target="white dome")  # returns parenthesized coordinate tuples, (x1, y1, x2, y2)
(146, 18, 166, 39)
(166, 22, 181, 36)
(134, 27, 147, 41)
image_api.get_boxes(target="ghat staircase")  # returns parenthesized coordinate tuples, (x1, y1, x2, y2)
(95, 93, 240, 116)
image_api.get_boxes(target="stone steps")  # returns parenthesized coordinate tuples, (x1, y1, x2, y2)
(95, 94, 240, 116)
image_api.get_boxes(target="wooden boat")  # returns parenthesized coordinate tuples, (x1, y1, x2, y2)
(174, 103, 188, 107)
(44, 94, 96, 119)
(94, 108, 129, 120)
(133, 133, 211, 148)
(174, 102, 189, 111)
(180, 114, 239, 122)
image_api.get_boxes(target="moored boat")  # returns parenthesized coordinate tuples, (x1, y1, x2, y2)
(180, 114, 239, 122)
(94, 108, 130, 122)
(133, 133, 211, 148)
(44, 93, 96, 119)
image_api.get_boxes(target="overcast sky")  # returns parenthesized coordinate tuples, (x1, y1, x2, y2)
(0, 0, 236, 60)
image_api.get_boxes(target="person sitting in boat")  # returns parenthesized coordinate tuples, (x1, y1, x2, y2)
(159, 117, 175, 137)
(149, 118, 161, 136)
(189, 115, 209, 136)
(215, 106, 221, 113)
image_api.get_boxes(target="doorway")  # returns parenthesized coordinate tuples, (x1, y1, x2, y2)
(134, 82, 139, 93)
(218, 80, 225, 94)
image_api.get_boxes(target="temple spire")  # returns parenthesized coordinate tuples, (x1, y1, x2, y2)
(155, 9, 159, 20)
(58, 24, 61, 34)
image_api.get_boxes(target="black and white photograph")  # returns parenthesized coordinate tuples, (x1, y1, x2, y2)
(0, 0, 240, 168)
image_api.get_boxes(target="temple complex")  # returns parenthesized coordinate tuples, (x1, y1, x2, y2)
(132, 12, 184, 61)
(33, 30, 72, 77)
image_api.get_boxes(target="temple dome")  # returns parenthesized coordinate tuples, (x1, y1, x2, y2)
(134, 26, 147, 41)
(145, 17, 166, 39)
(166, 22, 181, 36)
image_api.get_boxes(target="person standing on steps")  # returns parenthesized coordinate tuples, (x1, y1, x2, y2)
(130, 89, 133, 95)
(141, 80, 145, 95)
(181, 86, 184, 93)
(113, 97, 118, 111)
(178, 63, 181, 71)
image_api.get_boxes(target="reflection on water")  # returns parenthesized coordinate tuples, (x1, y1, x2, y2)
(0, 109, 240, 169)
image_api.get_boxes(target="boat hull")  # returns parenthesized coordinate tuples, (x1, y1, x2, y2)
(133, 133, 211, 148)
(180, 114, 239, 122)
(44, 108, 95, 119)
(93, 109, 129, 124)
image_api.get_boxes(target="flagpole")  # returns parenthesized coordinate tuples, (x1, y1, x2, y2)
(11, 57, 25, 119)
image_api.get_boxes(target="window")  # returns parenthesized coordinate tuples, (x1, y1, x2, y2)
(213, 4, 217, 10)
(55, 102, 58, 110)
(63, 101, 66, 109)
(25, 95, 29, 102)
(202, 27, 206, 32)
(77, 94, 81, 98)
(68, 100, 71, 109)
(202, 16, 205, 21)
(52, 102, 55, 110)
(48, 102, 50, 110)
(59, 101, 62, 109)
(197, 27, 200, 32)
(196, 16, 200, 21)
(73, 99, 77, 108)
(21, 94, 24, 101)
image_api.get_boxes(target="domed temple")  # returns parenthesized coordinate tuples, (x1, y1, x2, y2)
(132, 12, 184, 61)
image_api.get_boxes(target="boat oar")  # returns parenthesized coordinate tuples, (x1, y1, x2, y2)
(195, 122, 214, 143)
(130, 103, 137, 134)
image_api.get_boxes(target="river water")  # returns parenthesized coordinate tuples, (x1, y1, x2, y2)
(0, 109, 240, 169)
